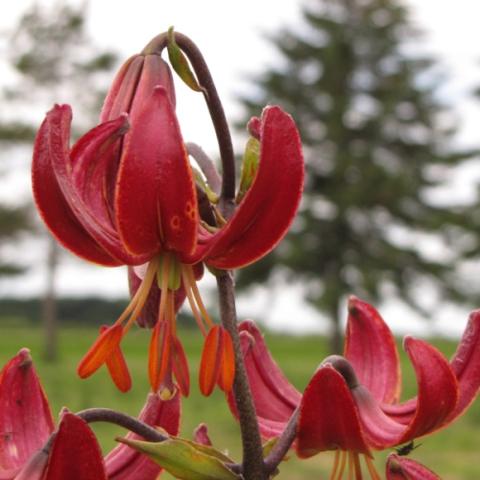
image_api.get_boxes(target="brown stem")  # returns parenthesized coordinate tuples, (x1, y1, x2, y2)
(142, 31, 236, 209)
(216, 271, 266, 480)
(76, 408, 168, 442)
(264, 408, 299, 475)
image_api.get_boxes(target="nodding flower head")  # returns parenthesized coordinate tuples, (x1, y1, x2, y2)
(32, 39, 304, 398)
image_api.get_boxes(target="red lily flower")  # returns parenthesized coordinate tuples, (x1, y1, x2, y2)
(230, 297, 480, 479)
(32, 49, 304, 397)
(386, 454, 440, 480)
(0, 349, 180, 479)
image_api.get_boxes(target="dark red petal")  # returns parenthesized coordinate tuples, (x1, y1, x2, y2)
(48, 107, 148, 265)
(193, 424, 212, 446)
(77, 324, 123, 379)
(296, 365, 371, 458)
(203, 106, 303, 269)
(345, 296, 401, 404)
(44, 413, 106, 480)
(227, 321, 301, 439)
(199, 326, 222, 397)
(386, 454, 440, 480)
(105, 392, 180, 479)
(353, 337, 458, 448)
(69, 116, 128, 234)
(11, 445, 50, 480)
(382, 309, 480, 428)
(32, 105, 120, 266)
(116, 85, 197, 257)
(447, 309, 480, 420)
(100, 55, 144, 121)
(0, 349, 54, 473)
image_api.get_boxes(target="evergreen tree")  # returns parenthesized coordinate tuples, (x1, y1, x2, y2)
(237, 0, 479, 352)
(0, 1, 117, 359)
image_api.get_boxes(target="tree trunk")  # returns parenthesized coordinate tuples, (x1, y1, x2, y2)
(329, 298, 343, 354)
(42, 238, 58, 361)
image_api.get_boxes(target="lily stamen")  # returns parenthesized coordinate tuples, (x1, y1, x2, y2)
(364, 456, 381, 480)
(121, 257, 159, 333)
(181, 264, 209, 336)
(331, 450, 347, 480)
(184, 264, 214, 329)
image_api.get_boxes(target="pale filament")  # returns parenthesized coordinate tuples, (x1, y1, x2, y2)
(329, 451, 381, 480)
(181, 264, 208, 336)
(118, 257, 159, 334)
(184, 264, 214, 328)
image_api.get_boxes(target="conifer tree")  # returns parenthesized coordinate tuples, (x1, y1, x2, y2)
(237, 0, 479, 352)
(0, 2, 117, 359)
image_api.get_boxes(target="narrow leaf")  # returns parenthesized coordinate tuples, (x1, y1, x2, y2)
(167, 27, 203, 92)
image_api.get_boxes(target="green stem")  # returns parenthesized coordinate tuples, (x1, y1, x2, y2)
(216, 271, 266, 480)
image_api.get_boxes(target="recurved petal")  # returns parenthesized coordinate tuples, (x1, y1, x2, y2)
(0, 349, 54, 473)
(296, 365, 371, 458)
(382, 309, 480, 428)
(105, 392, 180, 480)
(11, 442, 52, 480)
(100, 55, 144, 122)
(193, 424, 212, 446)
(69, 115, 129, 234)
(43, 413, 106, 480)
(48, 107, 148, 266)
(203, 106, 304, 269)
(386, 454, 440, 480)
(32, 105, 120, 266)
(227, 321, 301, 439)
(116, 86, 197, 257)
(447, 309, 480, 420)
(345, 296, 401, 404)
(353, 337, 458, 448)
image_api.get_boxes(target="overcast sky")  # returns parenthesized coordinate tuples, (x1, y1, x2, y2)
(1, 0, 479, 336)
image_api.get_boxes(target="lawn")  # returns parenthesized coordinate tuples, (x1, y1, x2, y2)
(0, 321, 478, 479)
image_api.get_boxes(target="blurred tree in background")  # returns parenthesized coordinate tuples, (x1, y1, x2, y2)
(237, 0, 480, 352)
(0, 1, 117, 360)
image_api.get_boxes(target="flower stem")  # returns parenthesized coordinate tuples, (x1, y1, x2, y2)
(264, 408, 299, 475)
(76, 408, 168, 442)
(142, 31, 236, 211)
(216, 271, 266, 480)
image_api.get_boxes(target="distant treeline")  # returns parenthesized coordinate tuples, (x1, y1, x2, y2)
(0, 296, 196, 327)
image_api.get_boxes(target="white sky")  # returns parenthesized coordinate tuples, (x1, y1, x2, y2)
(0, 0, 479, 336)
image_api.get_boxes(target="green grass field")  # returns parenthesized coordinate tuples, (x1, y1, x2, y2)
(0, 321, 478, 479)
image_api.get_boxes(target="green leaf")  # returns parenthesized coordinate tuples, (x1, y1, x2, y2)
(167, 27, 203, 92)
(117, 437, 240, 480)
(237, 137, 260, 203)
(192, 167, 219, 203)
